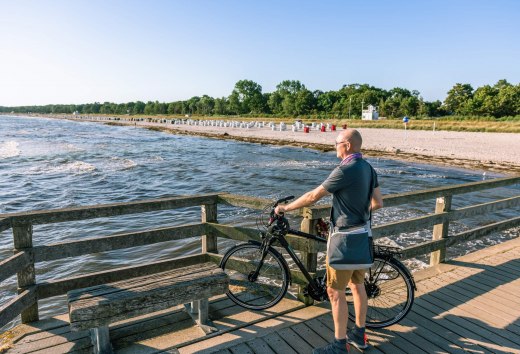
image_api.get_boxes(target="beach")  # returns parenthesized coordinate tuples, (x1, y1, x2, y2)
(112, 118, 520, 174)
(12, 115, 520, 174)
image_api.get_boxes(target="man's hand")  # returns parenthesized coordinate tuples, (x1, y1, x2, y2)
(274, 205, 285, 215)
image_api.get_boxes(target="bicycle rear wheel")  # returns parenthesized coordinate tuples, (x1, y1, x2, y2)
(346, 256, 414, 328)
(220, 243, 290, 310)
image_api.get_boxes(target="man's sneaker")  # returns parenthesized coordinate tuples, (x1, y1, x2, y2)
(347, 328, 369, 351)
(312, 338, 350, 354)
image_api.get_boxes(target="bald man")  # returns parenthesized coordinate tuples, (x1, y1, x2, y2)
(275, 129, 383, 354)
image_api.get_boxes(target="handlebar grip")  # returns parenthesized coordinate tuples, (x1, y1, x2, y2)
(275, 195, 294, 206)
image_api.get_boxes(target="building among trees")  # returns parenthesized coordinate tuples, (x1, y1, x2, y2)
(362, 105, 379, 120)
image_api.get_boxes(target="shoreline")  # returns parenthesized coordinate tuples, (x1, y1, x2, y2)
(6, 114, 520, 174)
(140, 125, 520, 174)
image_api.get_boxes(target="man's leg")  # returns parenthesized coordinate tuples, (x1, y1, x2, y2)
(347, 273, 370, 350)
(312, 266, 350, 353)
(327, 287, 349, 339)
(349, 282, 367, 327)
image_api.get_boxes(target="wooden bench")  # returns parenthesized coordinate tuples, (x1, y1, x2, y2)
(67, 262, 229, 354)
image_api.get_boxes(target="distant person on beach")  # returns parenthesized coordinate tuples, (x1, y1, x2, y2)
(275, 128, 383, 354)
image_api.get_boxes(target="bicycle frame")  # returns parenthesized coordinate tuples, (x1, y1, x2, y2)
(261, 225, 327, 296)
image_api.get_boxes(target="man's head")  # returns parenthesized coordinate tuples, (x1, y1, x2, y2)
(334, 128, 362, 158)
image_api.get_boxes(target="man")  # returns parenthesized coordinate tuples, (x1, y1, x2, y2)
(275, 129, 383, 354)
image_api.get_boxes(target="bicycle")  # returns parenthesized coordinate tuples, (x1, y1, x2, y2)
(220, 196, 417, 328)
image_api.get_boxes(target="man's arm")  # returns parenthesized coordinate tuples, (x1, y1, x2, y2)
(275, 185, 330, 214)
(371, 186, 383, 211)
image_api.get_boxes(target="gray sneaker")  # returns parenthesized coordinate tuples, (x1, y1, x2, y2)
(347, 328, 369, 351)
(312, 338, 349, 354)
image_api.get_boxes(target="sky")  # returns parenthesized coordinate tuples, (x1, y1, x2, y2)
(1, 0, 519, 106)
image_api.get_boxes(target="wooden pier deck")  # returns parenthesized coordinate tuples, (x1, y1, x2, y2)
(3, 236, 519, 354)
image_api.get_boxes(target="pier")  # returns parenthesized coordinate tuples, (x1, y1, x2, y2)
(1, 176, 519, 353)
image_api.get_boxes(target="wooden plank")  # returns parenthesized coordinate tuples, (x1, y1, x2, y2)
(69, 262, 229, 331)
(245, 337, 276, 354)
(67, 262, 220, 301)
(410, 301, 494, 353)
(445, 269, 520, 307)
(206, 223, 321, 253)
(290, 322, 328, 348)
(261, 332, 298, 354)
(389, 310, 466, 354)
(276, 327, 314, 353)
(381, 176, 520, 207)
(37, 253, 209, 299)
(228, 343, 254, 354)
(379, 195, 518, 240)
(303, 176, 520, 218)
(0, 217, 11, 233)
(448, 267, 520, 301)
(444, 216, 520, 248)
(2, 194, 219, 225)
(13, 223, 38, 323)
(414, 293, 520, 349)
(424, 275, 520, 334)
(450, 195, 520, 219)
(439, 270, 520, 312)
(9, 334, 92, 354)
(33, 223, 205, 262)
(202, 203, 218, 253)
(0, 287, 37, 328)
(402, 215, 520, 259)
(217, 194, 271, 211)
(0, 251, 31, 283)
(372, 213, 446, 239)
(317, 314, 403, 353)
(431, 195, 452, 265)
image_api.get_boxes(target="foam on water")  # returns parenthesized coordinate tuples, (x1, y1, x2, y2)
(104, 157, 137, 171)
(27, 161, 97, 175)
(0, 141, 21, 159)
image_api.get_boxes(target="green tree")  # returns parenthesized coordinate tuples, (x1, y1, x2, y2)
(228, 80, 265, 114)
(444, 83, 473, 114)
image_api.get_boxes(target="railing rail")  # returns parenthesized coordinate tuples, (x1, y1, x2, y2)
(0, 176, 518, 328)
(0, 194, 219, 226)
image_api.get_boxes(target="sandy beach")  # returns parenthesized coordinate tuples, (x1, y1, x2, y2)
(114, 119, 520, 174)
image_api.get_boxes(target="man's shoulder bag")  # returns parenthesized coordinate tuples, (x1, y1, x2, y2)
(326, 223, 374, 270)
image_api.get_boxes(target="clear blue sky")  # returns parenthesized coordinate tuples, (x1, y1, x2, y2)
(1, 0, 519, 106)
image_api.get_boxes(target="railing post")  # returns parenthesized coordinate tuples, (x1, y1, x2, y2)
(201, 202, 218, 253)
(430, 195, 452, 266)
(298, 211, 318, 306)
(13, 222, 39, 323)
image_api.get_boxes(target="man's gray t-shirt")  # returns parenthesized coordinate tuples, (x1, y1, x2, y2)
(321, 158, 379, 229)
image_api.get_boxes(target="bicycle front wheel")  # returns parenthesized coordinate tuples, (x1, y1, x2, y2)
(347, 257, 415, 328)
(220, 243, 290, 310)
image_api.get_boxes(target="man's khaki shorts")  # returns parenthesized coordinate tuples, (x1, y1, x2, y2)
(326, 263, 367, 290)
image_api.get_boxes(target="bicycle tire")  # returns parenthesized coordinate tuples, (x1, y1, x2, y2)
(346, 256, 415, 328)
(220, 243, 290, 310)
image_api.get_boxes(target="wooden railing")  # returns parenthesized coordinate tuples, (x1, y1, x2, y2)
(0, 176, 518, 328)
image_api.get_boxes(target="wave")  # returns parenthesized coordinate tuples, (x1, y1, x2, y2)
(0, 141, 21, 159)
(247, 160, 337, 169)
(104, 157, 137, 171)
(375, 168, 447, 179)
(27, 161, 96, 175)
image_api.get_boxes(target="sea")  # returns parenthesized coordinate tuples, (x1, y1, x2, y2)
(1, 115, 518, 328)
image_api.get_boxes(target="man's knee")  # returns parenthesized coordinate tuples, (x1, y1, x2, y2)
(327, 287, 343, 302)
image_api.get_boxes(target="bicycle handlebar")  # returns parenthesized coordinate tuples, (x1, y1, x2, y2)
(273, 195, 294, 207)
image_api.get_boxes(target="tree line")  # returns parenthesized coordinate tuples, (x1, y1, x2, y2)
(2, 79, 519, 119)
